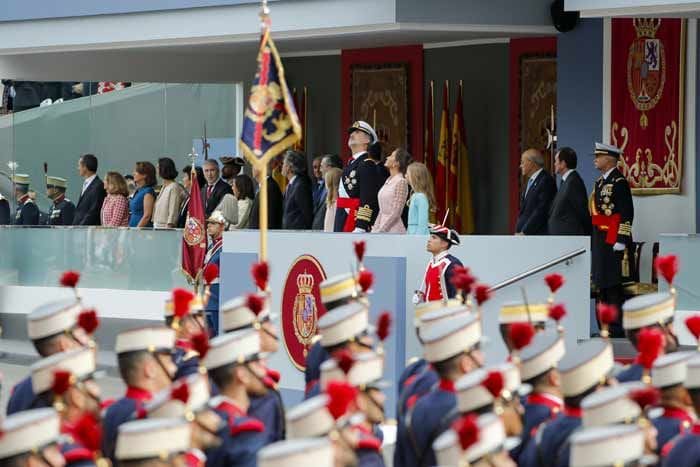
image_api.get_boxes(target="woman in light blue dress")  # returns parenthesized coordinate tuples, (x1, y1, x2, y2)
(406, 162, 436, 234)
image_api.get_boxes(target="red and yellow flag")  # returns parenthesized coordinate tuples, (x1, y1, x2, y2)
(435, 81, 450, 224)
(293, 87, 307, 153)
(424, 81, 435, 176)
(451, 81, 475, 234)
(181, 166, 206, 284)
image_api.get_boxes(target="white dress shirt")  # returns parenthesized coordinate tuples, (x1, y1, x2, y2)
(81, 174, 96, 196)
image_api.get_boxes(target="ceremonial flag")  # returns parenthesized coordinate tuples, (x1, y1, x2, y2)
(424, 81, 435, 176)
(452, 81, 475, 234)
(435, 81, 450, 224)
(181, 165, 206, 283)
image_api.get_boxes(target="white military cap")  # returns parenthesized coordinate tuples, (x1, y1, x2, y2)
(652, 351, 693, 389)
(498, 301, 549, 324)
(497, 362, 521, 400)
(593, 142, 623, 158)
(0, 408, 60, 459)
(347, 120, 378, 144)
(46, 176, 67, 189)
(116, 418, 191, 461)
(319, 358, 346, 391)
(421, 313, 481, 363)
(318, 302, 369, 347)
(321, 351, 385, 389)
(433, 413, 506, 466)
(685, 354, 700, 389)
(418, 303, 470, 338)
(569, 425, 644, 467)
(581, 382, 645, 428)
(622, 292, 675, 330)
(286, 395, 335, 439)
(206, 210, 227, 225)
(456, 368, 495, 414)
(202, 328, 260, 370)
(414, 298, 463, 322)
(145, 373, 211, 419)
(115, 326, 175, 354)
(27, 299, 81, 340)
(319, 273, 359, 307)
(558, 340, 614, 397)
(30, 347, 96, 394)
(12, 174, 30, 186)
(220, 293, 274, 333)
(258, 438, 334, 467)
(520, 329, 566, 382)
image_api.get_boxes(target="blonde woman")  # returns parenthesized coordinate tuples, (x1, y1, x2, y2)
(406, 162, 436, 234)
(323, 167, 342, 232)
(101, 172, 130, 227)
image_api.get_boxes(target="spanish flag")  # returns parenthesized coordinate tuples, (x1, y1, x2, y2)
(451, 81, 475, 234)
(435, 81, 450, 224)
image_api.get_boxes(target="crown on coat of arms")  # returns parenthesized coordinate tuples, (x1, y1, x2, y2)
(297, 271, 314, 294)
(633, 18, 661, 38)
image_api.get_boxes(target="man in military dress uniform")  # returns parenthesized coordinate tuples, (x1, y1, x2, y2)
(664, 350, 700, 465)
(204, 211, 225, 334)
(46, 176, 76, 226)
(13, 174, 40, 225)
(334, 121, 384, 232)
(0, 191, 9, 225)
(413, 225, 463, 304)
(590, 142, 634, 337)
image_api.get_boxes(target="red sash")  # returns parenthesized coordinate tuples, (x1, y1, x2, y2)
(336, 197, 360, 232)
(592, 213, 621, 245)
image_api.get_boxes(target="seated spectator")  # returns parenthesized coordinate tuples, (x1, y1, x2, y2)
(129, 161, 156, 228)
(323, 167, 342, 233)
(153, 157, 186, 229)
(101, 172, 130, 227)
(281, 150, 313, 230)
(231, 174, 255, 229)
(178, 165, 205, 228)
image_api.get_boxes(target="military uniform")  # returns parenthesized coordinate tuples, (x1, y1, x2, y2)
(14, 193, 40, 225)
(102, 386, 153, 461)
(615, 362, 644, 383)
(415, 225, 463, 303)
(663, 425, 700, 467)
(48, 195, 76, 226)
(6, 376, 45, 415)
(204, 211, 224, 334)
(0, 194, 10, 225)
(249, 377, 286, 443)
(173, 338, 201, 380)
(353, 424, 385, 467)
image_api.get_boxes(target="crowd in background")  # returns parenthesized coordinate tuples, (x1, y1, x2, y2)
(1, 80, 131, 113)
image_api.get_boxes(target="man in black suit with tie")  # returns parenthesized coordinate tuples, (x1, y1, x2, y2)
(73, 154, 106, 226)
(249, 163, 283, 230)
(515, 148, 556, 235)
(201, 159, 232, 217)
(548, 147, 591, 236)
(281, 150, 313, 230)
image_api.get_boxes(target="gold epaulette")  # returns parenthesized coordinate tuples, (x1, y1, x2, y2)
(618, 222, 632, 237)
(356, 205, 372, 222)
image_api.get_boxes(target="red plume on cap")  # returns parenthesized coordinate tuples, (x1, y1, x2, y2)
(59, 270, 80, 288)
(172, 288, 195, 319)
(474, 284, 492, 306)
(52, 370, 72, 396)
(246, 293, 265, 316)
(508, 322, 535, 351)
(450, 271, 476, 293)
(326, 380, 358, 420)
(353, 240, 366, 263)
(77, 309, 99, 335)
(358, 270, 373, 293)
(333, 349, 355, 375)
(203, 263, 219, 285)
(74, 413, 102, 452)
(629, 387, 661, 410)
(251, 261, 269, 291)
(548, 304, 567, 323)
(636, 327, 665, 370)
(191, 332, 210, 360)
(377, 311, 392, 342)
(654, 254, 679, 286)
(481, 370, 504, 399)
(596, 303, 618, 326)
(685, 315, 700, 341)
(452, 413, 480, 451)
(171, 381, 190, 404)
(452, 265, 468, 277)
(544, 273, 565, 294)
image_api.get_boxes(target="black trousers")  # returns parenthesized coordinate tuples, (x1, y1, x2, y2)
(597, 285, 625, 338)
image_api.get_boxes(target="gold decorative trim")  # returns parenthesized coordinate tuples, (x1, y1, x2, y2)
(356, 205, 372, 222)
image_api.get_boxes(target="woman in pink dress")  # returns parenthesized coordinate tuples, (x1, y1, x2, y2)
(101, 172, 130, 227)
(372, 148, 410, 233)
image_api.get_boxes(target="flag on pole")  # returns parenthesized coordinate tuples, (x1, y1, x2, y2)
(435, 81, 450, 224)
(452, 81, 475, 234)
(448, 88, 459, 227)
(181, 163, 206, 283)
(293, 87, 307, 152)
(424, 81, 435, 176)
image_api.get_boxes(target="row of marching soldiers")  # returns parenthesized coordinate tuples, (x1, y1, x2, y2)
(1, 241, 699, 467)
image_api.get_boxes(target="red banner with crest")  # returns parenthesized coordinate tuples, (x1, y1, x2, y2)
(611, 18, 686, 195)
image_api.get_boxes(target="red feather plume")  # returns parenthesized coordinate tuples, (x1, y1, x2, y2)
(377, 311, 392, 342)
(203, 264, 219, 285)
(73, 413, 102, 452)
(509, 322, 535, 351)
(452, 413, 480, 451)
(654, 254, 679, 286)
(77, 309, 99, 335)
(251, 261, 269, 291)
(358, 270, 374, 293)
(544, 273, 565, 294)
(629, 387, 661, 410)
(548, 304, 567, 323)
(326, 380, 358, 420)
(596, 303, 619, 325)
(172, 288, 195, 319)
(474, 284, 492, 306)
(353, 240, 366, 263)
(191, 332, 210, 360)
(481, 370, 504, 399)
(636, 327, 665, 370)
(450, 271, 476, 293)
(246, 293, 265, 316)
(333, 349, 355, 375)
(685, 315, 700, 341)
(52, 370, 72, 396)
(171, 382, 190, 404)
(59, 270, 80, 288)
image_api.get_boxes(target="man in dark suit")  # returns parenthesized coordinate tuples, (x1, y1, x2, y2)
(249, 164, 283, 230)
(201, 159, 232, 217)
(281, 150, 313, 230)
(548, 147, 591, 235)
(73, 154, 106, 226)
(515, 148, 556, 235)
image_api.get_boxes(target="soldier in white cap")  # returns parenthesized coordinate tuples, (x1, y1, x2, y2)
(0, 408, 66, 467)
(663, 351, 700, 465)
(115, 418, 192, 467)
(204, 210, 226, 334)
(12, 174, 40, 225)
(164, 289, 207, 380)
(498, 301, 550, 354)
(568, 424, 653, 467)
(46, 176, 75, 226)
(257, 438, 335, 467)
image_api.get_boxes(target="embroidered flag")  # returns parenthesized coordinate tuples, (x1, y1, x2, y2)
(181, 167, 206, 283)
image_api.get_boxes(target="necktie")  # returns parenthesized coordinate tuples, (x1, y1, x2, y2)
(206, 185, 213, 199)
(525, 177, 534, 198)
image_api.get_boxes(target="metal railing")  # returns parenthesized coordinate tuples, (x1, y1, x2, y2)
(490, 247, 587, 292)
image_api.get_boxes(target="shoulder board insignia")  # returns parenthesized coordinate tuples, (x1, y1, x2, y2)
(357, 436, 382, 452)
(230, 418, 265, 436)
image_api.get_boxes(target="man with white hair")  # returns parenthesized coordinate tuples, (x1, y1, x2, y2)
(515, 148, 556, 235)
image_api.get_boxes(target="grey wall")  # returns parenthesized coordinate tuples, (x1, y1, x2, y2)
(397, 0, 553, 26)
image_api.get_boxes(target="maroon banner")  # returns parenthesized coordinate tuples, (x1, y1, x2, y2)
(611, 18, 686, 194)
(181, 168, 206, 283)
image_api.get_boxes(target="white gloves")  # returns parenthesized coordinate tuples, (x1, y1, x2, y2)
(412, 293, 423, 305)
(613, 242, 626, 252)
(353, 228, 364, 233)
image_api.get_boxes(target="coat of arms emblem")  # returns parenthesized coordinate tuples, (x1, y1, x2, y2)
(627, 18, 665, 128)
(292, 271, 317, 357)
(183, 217, 205, 246)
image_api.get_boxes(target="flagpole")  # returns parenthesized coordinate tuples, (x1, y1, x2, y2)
(445, 80, 450, 226)
(259, 163, 268, 261)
